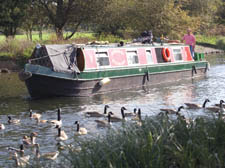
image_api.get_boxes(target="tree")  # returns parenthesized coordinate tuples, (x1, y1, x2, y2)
(22, 1, 49, 41)
(38, 0, 109, 40)
(0, 0, 30, 39)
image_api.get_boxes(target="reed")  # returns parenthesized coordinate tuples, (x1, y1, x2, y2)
(61, 114, 225, 168)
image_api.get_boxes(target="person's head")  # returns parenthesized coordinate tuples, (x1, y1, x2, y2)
(187, 28, 192, 35)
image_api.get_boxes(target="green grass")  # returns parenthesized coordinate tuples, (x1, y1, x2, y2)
(55, 113, 225, 168)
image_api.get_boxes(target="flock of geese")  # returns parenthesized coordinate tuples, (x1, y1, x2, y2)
(0, 98, 224, 167)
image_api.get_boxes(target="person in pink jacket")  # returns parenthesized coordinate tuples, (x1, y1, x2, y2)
(182, 28, 196, 58)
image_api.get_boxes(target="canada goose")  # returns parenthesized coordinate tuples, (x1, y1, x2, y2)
(74, 121, 88, 135)
(206, 100, 225, 113)
(8, 144, 24, 156)
(11, 152, 30, 167)
(56, 128, 68, 141)
(22, 132, 38, 147)
(95, 112, 112, 127)
(184, 99, 210, 109)
(0, 123, 5, 130)
(49, 108, 62, 128)
(35, 143, 59, 160)
(132, 108, 142, 121)
(8, 116, 20, 124)
(85, 105, 110, 117)
(29, 109, 41, 120)
(124, 108, 137, 117)
(108, 108, 126, 122)
(160, 106, 184, 115)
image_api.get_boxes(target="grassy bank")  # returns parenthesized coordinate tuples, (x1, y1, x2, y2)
(0, 33, 224, 61)
(50, 113, 225, 168)
(196, 35, 225, 50)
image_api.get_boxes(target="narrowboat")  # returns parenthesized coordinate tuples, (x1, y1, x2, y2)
(19, 42, 209, 98)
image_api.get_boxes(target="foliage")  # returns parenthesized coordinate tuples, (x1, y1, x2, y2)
(61, 114, 225, 168)
(0, 0, 30, 38)
(37, 0, 109, 40)
(0, 39, 34, 58)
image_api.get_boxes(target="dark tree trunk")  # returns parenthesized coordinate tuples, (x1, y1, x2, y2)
(55, 27, 64, 40)
(29, 29, 32, 41)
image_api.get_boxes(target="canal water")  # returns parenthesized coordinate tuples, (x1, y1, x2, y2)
(0, 54, 225, 167)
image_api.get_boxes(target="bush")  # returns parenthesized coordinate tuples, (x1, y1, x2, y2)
(0, 39, 35, 58)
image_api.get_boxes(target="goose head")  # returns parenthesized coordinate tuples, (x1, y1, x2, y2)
(220, 100, 225, 106)
(177, 106, 184, 112)
(7, 116, 12, 123)
(104, 105, 110, 114)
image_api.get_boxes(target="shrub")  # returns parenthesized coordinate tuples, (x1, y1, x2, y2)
(0, 39, 35, 58)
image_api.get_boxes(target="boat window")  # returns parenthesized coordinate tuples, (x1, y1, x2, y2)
(127, 51, 139, 65)
(96, 52, 110, 67)
(146, 50, 154, 64)
(173, 48, 182, 61)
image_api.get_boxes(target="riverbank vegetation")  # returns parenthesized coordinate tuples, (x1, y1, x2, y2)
(34, 113, 225, 168)
(0, 0, 224, 60)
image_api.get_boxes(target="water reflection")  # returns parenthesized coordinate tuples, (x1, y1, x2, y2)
(0, 54, 225, 167)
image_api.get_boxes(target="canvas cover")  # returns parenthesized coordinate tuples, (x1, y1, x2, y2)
(43, 44, 80, 74)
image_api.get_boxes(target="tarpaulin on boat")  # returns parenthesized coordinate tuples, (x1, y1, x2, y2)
(33, 44, 80, 74)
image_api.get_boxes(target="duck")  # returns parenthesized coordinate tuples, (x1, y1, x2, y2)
(35, 143, 59, 160)
(184, 99, 210, 109)
(124, 108, 137, 117)
(206, 100, 225, 113)
(56, 128, 68, 141)
(74, 121, 88, 135)
(22, 132, 38, 148)
(95, 112, 112, 127)
(29, 109, 41, 120)
(8, 116, 20, 124)
(85, 105, 110, 117)
(160, 106, 184, 115)
(48, 108, 62, 128)
(0, 123, 5, 130)
(11, 151, 30, 167)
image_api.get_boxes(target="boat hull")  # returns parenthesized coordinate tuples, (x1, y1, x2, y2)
(25, 66, 207, 98)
